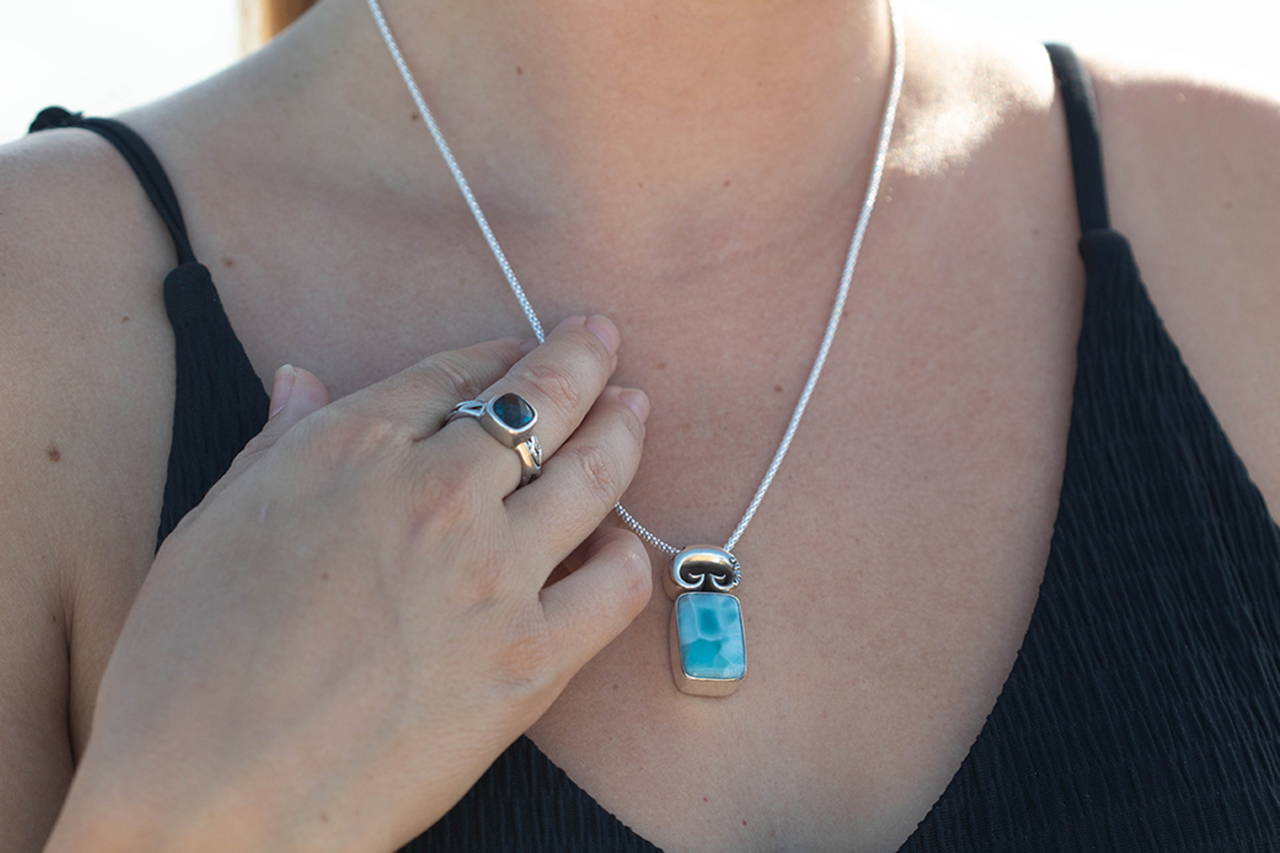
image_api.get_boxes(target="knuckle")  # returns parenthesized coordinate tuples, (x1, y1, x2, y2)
(569, 324, 614, 368)
(455, 555, 509, 605)
(618, 538, 654, 602)
(308, 407, 414, 465)
(421, 352, 484, 401)
(406, 457, 489, 541)
(491, 611, 556, 692)
(615, 398, 646, 445)
(404, 479, 510, 603)
(516, 360, 581, 418)
(569, 443, 621, 504)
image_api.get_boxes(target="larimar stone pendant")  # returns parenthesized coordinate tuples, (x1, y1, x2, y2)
(666, 546, 746, 697)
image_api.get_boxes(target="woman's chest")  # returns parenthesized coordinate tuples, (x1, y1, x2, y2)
(58, 131, 1085, 845)
(519, 336, 1074, 852)
(195, 205, 1084, 850)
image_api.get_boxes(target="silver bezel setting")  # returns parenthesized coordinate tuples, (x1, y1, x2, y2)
(480, 394, 538, 447)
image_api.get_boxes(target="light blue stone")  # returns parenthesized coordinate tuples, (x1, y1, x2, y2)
(675, 592, 745, 680)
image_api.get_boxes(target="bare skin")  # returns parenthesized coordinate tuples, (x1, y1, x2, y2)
(1, 0, 1277, 849)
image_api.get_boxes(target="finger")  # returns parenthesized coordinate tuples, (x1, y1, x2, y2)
(432, 314, 620, 495)
(539, 525, 653, 679)
(327, 336, 531, 439)
(201, 364, 332, 506)
(505, 385, 649, 576)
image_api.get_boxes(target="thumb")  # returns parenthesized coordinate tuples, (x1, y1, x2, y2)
(266, 363, 331, 431)
(196, 364, 332, 508)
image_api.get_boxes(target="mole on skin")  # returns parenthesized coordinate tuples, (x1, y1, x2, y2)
(46, 444, 61, 462)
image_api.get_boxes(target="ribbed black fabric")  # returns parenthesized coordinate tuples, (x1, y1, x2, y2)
(898, 223, 1280, 852)
(28, 41, 1280, 851)
(150, 259, 272, 553)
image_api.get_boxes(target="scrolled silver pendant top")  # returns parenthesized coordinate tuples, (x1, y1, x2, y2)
(664, 545, 742, 600)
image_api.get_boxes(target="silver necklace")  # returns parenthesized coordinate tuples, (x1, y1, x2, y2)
(367, 0, 906, 697)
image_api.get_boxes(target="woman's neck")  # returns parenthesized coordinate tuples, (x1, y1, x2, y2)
(283, 0, 896, 254)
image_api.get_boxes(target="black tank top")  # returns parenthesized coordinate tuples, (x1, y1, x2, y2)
(30, 42, 1280, 851)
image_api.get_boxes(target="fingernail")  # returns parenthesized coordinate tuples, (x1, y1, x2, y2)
(519, 337, 540, 354)
(269, 364, 296, 417)
(555, 314, 587, 332)
(618, 388, 650, 423)
(585, 314, 620, 354)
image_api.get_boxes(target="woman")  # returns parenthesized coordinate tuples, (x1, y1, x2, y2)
(3, 0, 1278, 849)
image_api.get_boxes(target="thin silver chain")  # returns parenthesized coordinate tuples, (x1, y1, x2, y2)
(367, 0, 905, 559)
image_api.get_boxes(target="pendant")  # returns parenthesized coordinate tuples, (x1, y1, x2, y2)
(665, 546, 746, 697)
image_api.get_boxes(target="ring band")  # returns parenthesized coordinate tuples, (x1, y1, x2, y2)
(444, 393, 543, 487)
(511, 434, 543, 487)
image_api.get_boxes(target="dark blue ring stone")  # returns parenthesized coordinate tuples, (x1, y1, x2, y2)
(491, 392, 535, 430)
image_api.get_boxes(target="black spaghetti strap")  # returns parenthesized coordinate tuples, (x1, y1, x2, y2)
(29, 106, 198, 266)
(28, 105, 270, 550)
(1044, 43, 1112, 234)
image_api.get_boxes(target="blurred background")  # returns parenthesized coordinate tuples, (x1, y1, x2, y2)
(2, 0, 1277, 138)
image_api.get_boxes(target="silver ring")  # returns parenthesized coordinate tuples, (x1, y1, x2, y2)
(444, 393, 543, 487)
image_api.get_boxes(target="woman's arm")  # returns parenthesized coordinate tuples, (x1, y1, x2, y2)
(0, 129, 208, 850)
(0, 508, 73, 850)
(1, 148, 83, 850)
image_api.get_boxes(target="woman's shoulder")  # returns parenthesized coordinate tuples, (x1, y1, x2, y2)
(1071, 48, 1280, 520)
(0, 111, 187, 323)
(0, 112, 182, 505)
(921, 7, 1280, 521)
(912, 16, 1279, 520)
(1077, 48, 1280, 236)
(0, 116, 181, 538)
